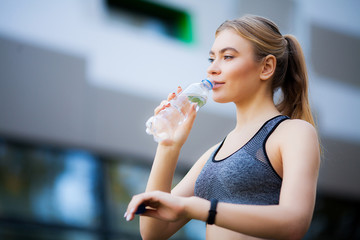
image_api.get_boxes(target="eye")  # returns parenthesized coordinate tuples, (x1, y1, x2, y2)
(208, 57, 214, 63)
(224, 55, 234, 60)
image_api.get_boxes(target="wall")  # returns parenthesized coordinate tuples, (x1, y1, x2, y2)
(0, 0, 359, 199)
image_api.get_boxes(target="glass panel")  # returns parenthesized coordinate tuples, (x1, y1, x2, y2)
(0, 140, 100, 228)
(0, 226, 98, 240)
(106, 159, 149, 238)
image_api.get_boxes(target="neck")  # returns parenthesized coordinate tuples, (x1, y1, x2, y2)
(233, 93, 280, 131)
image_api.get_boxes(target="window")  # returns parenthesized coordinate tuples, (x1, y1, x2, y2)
(105, 0, 193, 43)
(0, 138, 202, 239)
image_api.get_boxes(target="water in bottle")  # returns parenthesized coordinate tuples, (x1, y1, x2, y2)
(145, 79, 213, 142)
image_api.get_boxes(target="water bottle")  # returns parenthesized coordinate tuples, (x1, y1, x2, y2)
(145, 79, 213, 142)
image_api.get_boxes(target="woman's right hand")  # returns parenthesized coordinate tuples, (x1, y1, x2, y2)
(155, 86, 198, 148)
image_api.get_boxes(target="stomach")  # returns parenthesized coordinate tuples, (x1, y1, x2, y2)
(206, 225, 268, 240)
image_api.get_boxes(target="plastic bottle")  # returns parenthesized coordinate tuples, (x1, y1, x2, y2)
(145, 79, 213, 142)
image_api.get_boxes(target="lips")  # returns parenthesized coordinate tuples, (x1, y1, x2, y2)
(212, 80, 225, 89)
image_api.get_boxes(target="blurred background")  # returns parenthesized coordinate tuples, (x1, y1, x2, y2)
(0, 0, 359, 239)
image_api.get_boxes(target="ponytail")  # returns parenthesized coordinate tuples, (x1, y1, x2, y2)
(277, 35, 315, 127)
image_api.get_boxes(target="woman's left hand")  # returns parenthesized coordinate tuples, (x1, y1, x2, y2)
(124, 191, 188, 222)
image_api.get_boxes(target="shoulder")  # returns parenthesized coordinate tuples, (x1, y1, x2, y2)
(276, 118, 320, 164)
(277, 118, 319, 142)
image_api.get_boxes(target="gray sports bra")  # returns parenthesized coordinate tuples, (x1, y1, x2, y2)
(194, 115, 289, 205)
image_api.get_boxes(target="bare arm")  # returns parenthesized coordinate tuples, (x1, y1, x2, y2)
(136, 145, 216, 240)
(129, 88, 218, 239)
(138, 109, 196, 238)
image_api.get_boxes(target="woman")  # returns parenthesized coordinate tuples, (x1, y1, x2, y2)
(125, 15, 320, 240)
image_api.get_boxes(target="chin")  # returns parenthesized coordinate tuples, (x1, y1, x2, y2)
(212, 96, 231, 104)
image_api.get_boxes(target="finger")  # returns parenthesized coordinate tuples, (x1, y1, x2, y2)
(154, 101, 170, 115)
(177, 86, 182, 94)
(124, 206, 136, 222)
(181, 103, 198, 132)
(125, 192, 161, 221)
(167, 92, 176, 101)
(125, 194, 147, 221)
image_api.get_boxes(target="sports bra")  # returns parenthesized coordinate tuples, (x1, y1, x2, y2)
(194, 115, 289, 205)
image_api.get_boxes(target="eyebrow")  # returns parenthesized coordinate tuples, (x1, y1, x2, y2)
(209, 47, 239, 55)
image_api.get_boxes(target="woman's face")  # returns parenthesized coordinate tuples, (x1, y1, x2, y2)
(207, 29, 263, 104)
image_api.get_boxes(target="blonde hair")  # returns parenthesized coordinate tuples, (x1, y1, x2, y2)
(216, 15, 315, 126)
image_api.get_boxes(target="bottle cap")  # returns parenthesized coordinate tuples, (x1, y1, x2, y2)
(202, 79, 214, 89)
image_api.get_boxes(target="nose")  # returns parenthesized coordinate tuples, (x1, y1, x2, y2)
(207, 60, 221, 77)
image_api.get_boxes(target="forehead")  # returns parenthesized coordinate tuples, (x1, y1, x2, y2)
(211, 29, 253, 54)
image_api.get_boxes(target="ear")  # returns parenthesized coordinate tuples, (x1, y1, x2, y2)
(260, 55, 276, 81)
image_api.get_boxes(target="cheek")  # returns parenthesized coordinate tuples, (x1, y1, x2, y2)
(227, 62, 261, 95)
(230, 61, 259, 79)
(212, 61, 261, 103)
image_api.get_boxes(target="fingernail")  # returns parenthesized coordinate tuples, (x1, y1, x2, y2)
(126, 215, 131, 221)
(124, 212, 127, 218)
